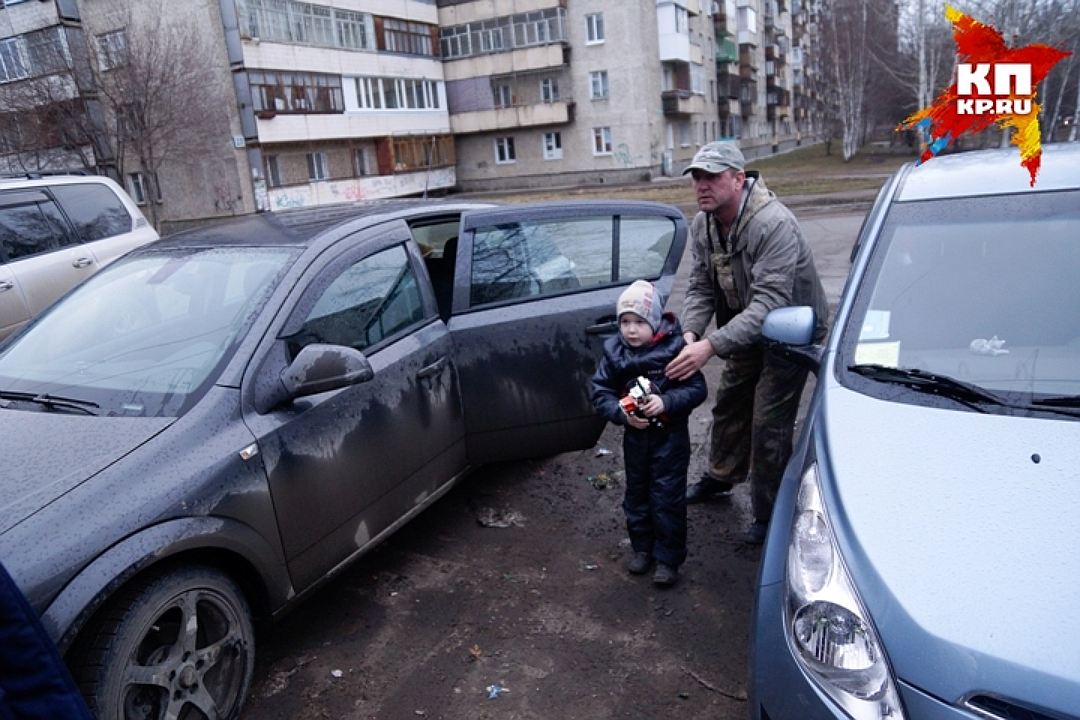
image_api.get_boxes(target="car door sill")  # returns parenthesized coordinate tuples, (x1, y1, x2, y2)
(277, 464, 475, 615)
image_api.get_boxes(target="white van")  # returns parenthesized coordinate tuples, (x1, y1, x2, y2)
(0, 175, 158, 340)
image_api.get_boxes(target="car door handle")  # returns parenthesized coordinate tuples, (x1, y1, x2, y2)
(0, 280, 13, 292)
(585, 320, 618, 335)
(72, 257, 94, 269)
(417, 356, 448, 379)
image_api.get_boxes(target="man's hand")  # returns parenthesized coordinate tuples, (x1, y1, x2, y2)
(666, 339, 714, 380)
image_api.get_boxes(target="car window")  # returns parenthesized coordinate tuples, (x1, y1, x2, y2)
(843, 191, 1080, 398)
(619, 216, 675, 281)
(0, 247, 295, 417)
(469, 214, 675, 307)
(49, 183, 133, 241)
(0, 199, 77, 262)
(287, 244, 425, 359)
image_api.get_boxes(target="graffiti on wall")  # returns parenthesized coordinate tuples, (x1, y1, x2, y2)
(268, 169, 456, 211)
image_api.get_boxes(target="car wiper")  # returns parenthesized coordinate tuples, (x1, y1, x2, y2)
(0, 389, 100, 415)
(1030, 394, 1080, 408)
(847, 364, 1004, 412)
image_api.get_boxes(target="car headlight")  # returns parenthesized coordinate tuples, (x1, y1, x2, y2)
(784, 463, 906, 719)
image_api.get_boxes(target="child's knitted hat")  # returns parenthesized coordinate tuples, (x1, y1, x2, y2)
(616, 280, 663, 332)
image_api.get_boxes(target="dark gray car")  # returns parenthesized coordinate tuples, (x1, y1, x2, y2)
(0, 200, 685, 719)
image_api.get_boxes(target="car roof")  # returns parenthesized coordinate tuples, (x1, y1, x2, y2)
(153, 199, 495, 250)
(0, 174, 117, 190)
(895, 142, 1080, 202)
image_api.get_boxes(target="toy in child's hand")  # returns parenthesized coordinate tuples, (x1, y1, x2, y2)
(620, 376, 666, 428)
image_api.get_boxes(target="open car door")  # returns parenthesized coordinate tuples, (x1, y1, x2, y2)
(448, 201, 687, 464)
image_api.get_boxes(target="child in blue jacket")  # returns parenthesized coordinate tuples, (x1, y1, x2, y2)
(591, 280, 707, 586)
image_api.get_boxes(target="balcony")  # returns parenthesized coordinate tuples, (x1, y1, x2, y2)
(767, 87, 791, 107)
(256, 111, 450, 144)
(765, 44, 786, 63)
(449, 100, 572, 134)
(767, 77, 789, 94)
(661, 89, 706, 116)
(739, 46, 757, 70)
(767, 104, 792, 121)
(442, 43, 567, 82)
(718, 72, 740, 99)
(716, 35, 738, 64)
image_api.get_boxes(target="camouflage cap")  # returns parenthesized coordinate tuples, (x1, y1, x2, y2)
(682, 141, 745, 175)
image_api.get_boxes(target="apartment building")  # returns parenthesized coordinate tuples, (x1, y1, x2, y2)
(232, 0, 454, 212)
(2, 0, 824, 220)
(1, 0, 454, 226)
(437, 0, 721, 190)
(712, 0, 804, 156)
(0, 0, 98, 175)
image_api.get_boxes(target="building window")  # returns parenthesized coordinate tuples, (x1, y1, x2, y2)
(266, 155, 283, 187)
(126, 172, 161, 204)
(382, 18, 436, 57)
(127, 173, 147, 205)
(543, 132, 562, 160)
(691, 62, 705, 94)
(592, 127, 612, 155)
(356, 77, 382, 109)
(306, 151, 329, 181)
(738, 7, 757, 33)
(392, 135, 454, 172)
(540, 77, 559, 103)
(494, 83, 512, 108)
(675, 6, 689, 33)
(0, 37, 29, 83)
(494, 137, 515, 164)
(589, 70, 609, 100)
(353, 148, 367, 176)
(251, 70, 344, 113)
(678, 122, 691, 147)
(238, 0, 374, 51)
(357, 76, 441, 110)
(96, 29, 128, 71)
(439, 7, 566, 59)
(585, 13, 604, 44)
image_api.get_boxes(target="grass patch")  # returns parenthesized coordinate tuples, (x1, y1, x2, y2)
(766, 175, 891, 196)
(749, 142, 913, 176)
(463, 143, 910, 206)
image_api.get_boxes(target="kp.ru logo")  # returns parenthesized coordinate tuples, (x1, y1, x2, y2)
(955, 63, 1032, 115)
(899, 5, 1070, 185)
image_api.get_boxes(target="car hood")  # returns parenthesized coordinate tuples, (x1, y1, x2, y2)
(821, 385, 1080, 714)
(0, 408, 173, 535)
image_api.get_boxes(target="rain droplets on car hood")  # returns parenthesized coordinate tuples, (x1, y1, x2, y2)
(0, 409, 173, 534)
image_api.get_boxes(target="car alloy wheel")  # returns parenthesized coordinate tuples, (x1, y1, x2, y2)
(73, 565, 255, 720)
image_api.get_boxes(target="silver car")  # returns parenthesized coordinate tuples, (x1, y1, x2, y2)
(751, 144, 1080, 719)
(0, 175, 158, 340)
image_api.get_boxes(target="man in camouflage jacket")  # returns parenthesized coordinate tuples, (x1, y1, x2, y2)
(666, 141, 829, 544)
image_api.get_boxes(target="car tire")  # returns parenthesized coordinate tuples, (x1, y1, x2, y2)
(71, 565, 255, 720)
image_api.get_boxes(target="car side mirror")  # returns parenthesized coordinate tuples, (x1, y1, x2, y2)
(762, 306, 823, 373)
(281, 344, 374, 400)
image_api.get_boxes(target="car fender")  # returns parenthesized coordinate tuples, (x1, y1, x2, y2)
(43, 515, 292, 653)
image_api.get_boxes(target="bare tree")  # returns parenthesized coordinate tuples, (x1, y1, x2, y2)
(820, 0, 874, 160)
(87, 1, 227, 228)
(2, 0, 228, 229)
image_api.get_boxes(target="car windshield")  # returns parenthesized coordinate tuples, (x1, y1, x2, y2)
(841, 190, 1080, 405)
(0, 246, 296, 417)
